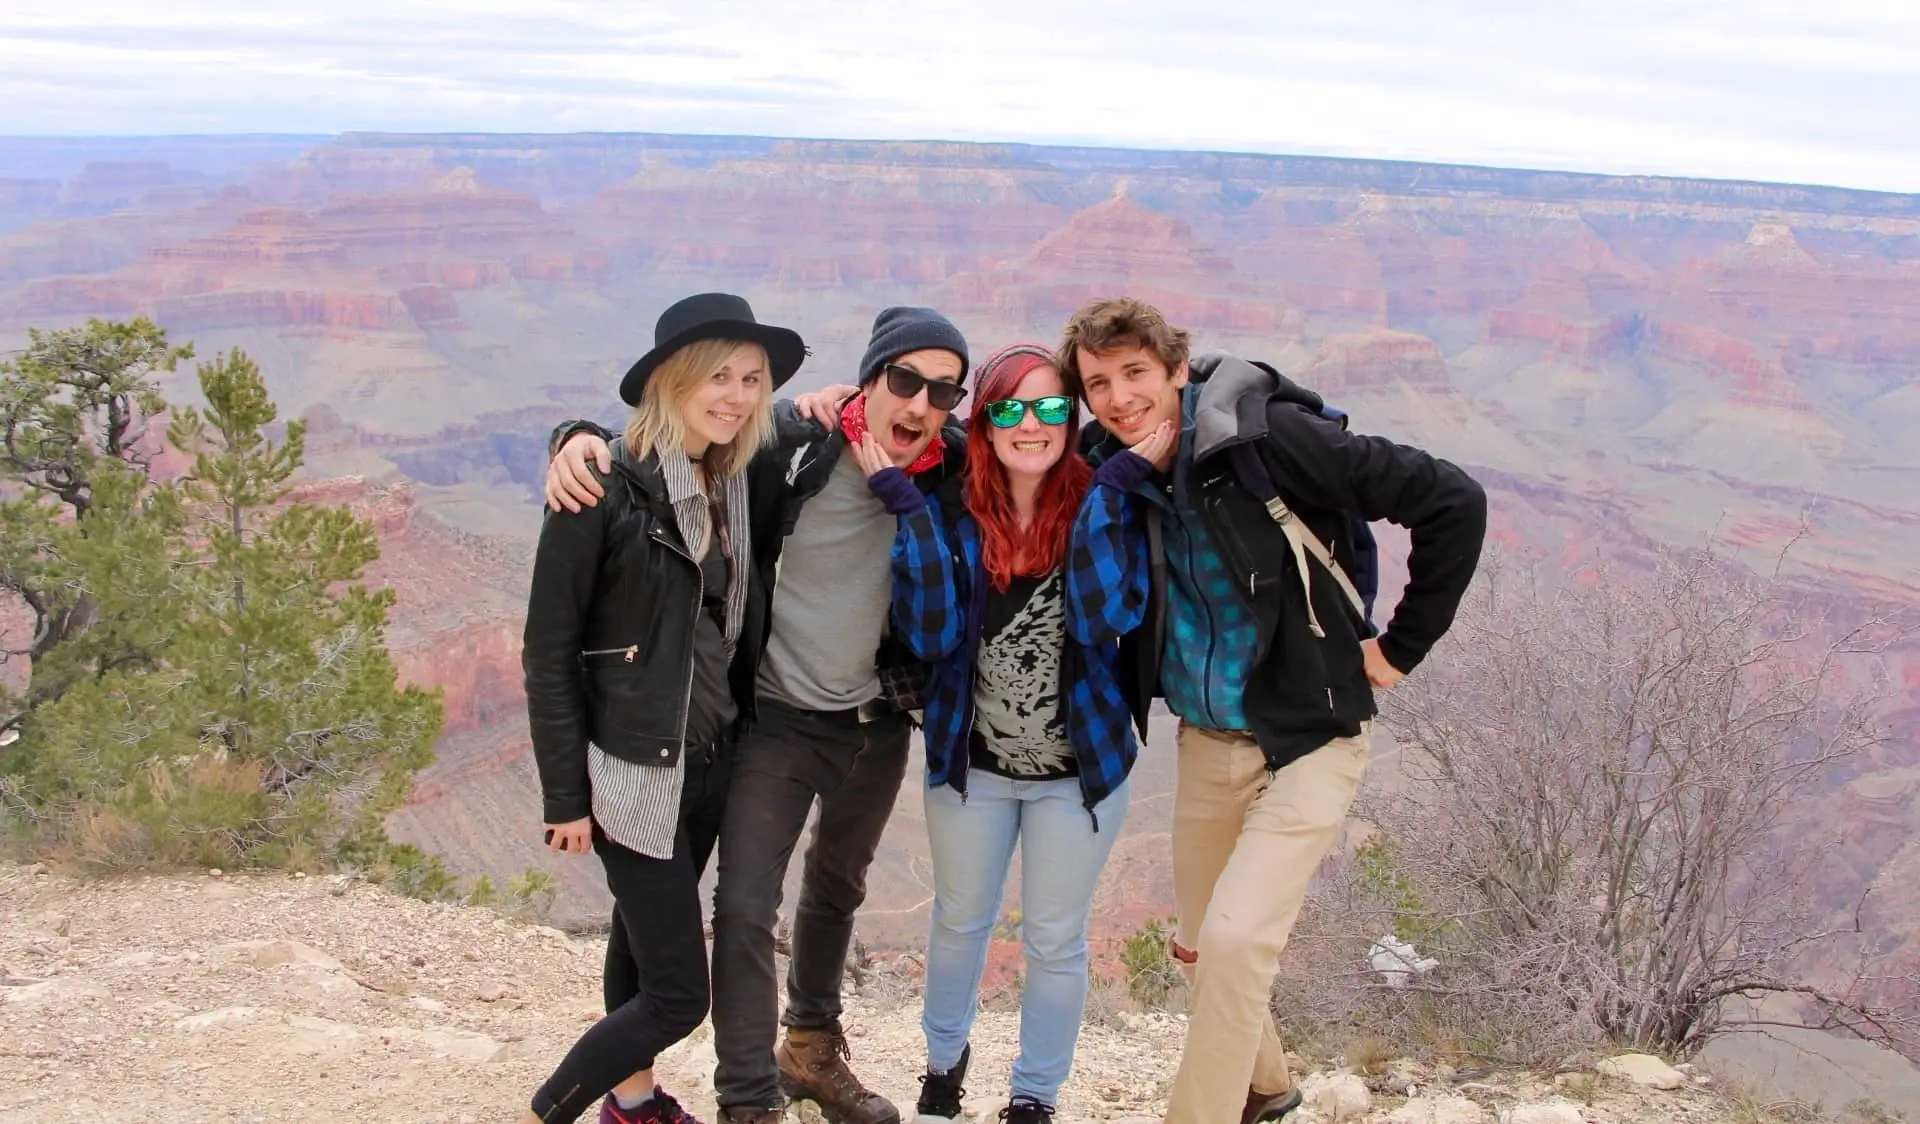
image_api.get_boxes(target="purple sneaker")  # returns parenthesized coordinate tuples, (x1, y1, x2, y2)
(599, 1088, 705, 1124)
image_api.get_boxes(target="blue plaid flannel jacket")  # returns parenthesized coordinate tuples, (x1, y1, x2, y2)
(889, 488, 1138, 824)
(1065, 452, 1154, 650)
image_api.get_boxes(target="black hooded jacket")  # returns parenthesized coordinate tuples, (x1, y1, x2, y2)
(1080, 352, 1488, 767)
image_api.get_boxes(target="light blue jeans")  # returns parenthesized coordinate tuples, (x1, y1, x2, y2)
(921, 769, 1131, 1107)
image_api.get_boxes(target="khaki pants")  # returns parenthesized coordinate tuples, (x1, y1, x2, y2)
(1164, 722, 1370, 1124)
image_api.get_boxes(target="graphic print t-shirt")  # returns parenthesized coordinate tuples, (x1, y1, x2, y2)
(969, 569, 1076, 780)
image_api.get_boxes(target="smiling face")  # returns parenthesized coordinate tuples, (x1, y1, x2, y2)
(985, 364, 1070, 482)
(861, 347, 966, 467)
(678, 343, 769, 458)
(1075, 341, 1188, 446)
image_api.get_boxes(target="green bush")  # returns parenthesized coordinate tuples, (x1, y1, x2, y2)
(1120, 917, 1187, 1010)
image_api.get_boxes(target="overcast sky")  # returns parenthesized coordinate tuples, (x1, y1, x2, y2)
(4, 0, 1918, 192)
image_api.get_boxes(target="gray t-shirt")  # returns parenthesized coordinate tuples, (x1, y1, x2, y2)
(756, 450, 897, 711)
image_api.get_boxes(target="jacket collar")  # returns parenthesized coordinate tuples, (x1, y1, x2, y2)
(610, 439, 671, 509)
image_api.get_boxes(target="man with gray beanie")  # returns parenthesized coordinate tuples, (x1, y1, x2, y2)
(545, 307, 972, 1124)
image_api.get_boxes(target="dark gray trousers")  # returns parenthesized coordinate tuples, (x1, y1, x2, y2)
(709, 698, 911, 1110)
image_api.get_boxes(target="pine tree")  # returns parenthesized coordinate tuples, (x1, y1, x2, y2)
(1, 324, 442, 869)
(160, 350, 442, 863)
(0, 318, 189, 725)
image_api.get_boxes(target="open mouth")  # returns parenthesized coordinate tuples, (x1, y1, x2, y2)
(889, 422, 925, 449)
(1111, 406, 1151, 432)
(709, 411, 742, 427)
(1012, 440, 1051, 452)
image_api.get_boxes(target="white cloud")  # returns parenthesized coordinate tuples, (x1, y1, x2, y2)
(2, 0, 1917, 191)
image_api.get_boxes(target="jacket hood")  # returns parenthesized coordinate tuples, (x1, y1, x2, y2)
(1188, 350, 1329, 462)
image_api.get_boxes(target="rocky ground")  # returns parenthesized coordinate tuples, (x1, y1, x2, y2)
(0, 863, 1833, 1123)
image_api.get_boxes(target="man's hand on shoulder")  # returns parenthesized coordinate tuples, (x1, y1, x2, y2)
(547, 432, 612, 513)
(793, 383, 859, 430)
(1360, 637, 1405, 689)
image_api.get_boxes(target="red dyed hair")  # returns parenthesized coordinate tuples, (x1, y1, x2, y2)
(964, 343, 1093, 592)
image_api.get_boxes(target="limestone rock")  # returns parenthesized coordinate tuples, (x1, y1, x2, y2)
(2, 974, 108, 1006)
(381, 1025, 507, 1063)
(655, 1022, 718, 1090)
(1381, 1094, 1489, 1123)
(1596, 1052, 1686, 1090)
(282, 1014, 367, 1054)
(1508, 1101, 1586, 1124)
(220, 938, 344, 972)
(1301, 1072, 1374, 1121)
(176, 1005, 270, 1031)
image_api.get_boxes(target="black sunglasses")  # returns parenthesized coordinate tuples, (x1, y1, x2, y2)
(883, 363, 968, 411)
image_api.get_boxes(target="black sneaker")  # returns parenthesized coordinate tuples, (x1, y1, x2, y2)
(998, 1097, 1054, 1124)
(914, 1043, 970, 1122)
(1241, 1087, 1303, 1124)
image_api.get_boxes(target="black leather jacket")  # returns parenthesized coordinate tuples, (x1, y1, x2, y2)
(522, 442, 765, 824)
(551, 398, 966, 727)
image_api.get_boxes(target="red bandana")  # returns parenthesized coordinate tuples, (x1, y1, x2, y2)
(841, 393, 946, 476)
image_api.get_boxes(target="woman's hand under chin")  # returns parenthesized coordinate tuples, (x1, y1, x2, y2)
(851, 431, 895, 478)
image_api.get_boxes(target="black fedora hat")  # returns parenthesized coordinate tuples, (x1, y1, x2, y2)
(620, 293, 807, 405)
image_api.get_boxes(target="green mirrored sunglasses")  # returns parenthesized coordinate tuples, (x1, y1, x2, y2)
(982, 395, 1073, 428)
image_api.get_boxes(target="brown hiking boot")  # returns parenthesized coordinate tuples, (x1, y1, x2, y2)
(716, 1108, 783, 1124)
(776, 1023, 901, 1124)
(1241, 1087, 1303, 1124)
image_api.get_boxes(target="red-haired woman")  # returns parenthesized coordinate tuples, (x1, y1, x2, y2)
(850, 344, 1146, 1124)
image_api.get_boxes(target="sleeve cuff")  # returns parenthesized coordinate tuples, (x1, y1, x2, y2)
(542, 796, 591, 825)
(866, 467, 926, 515)
(1093, 450, 1155, 492)
(1378, 632, 1424, 673)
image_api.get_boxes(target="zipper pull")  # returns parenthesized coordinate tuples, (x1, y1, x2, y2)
(1249, 570, 1257, 597)
(624, 645, 638, 663)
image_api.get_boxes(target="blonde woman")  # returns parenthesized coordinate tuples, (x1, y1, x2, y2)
(520, 294, 803, 1124)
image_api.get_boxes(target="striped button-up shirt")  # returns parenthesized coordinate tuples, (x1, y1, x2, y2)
(588, 446, 750, 859)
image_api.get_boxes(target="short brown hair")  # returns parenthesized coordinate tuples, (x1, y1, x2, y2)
(1055, 297, 1191, 400)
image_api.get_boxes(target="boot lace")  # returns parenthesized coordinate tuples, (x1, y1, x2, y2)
(999, 1097, 1056, 1124)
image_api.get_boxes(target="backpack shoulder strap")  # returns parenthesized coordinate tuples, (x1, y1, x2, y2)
(1224, 441, 1367, 637)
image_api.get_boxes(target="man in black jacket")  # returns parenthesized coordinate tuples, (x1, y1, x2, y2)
(546, 308, 972, 1124)
(1059, 297, 1486, 1124)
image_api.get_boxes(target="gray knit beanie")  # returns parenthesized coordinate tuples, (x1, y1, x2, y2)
(857, 307, 969, 386)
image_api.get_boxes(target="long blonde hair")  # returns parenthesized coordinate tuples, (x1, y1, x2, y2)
(623, 339, 776, 477)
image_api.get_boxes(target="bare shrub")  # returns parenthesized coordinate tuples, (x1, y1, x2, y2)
(1279, 546, 1917, 1066)
(1082, 969, 1138, 1030)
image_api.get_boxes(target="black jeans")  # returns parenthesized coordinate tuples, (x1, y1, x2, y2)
(530, 741, 732, 1123)
(709, 699, 911, 1110)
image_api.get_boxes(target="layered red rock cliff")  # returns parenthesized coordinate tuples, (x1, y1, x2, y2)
(3, 132, 1917, 955)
